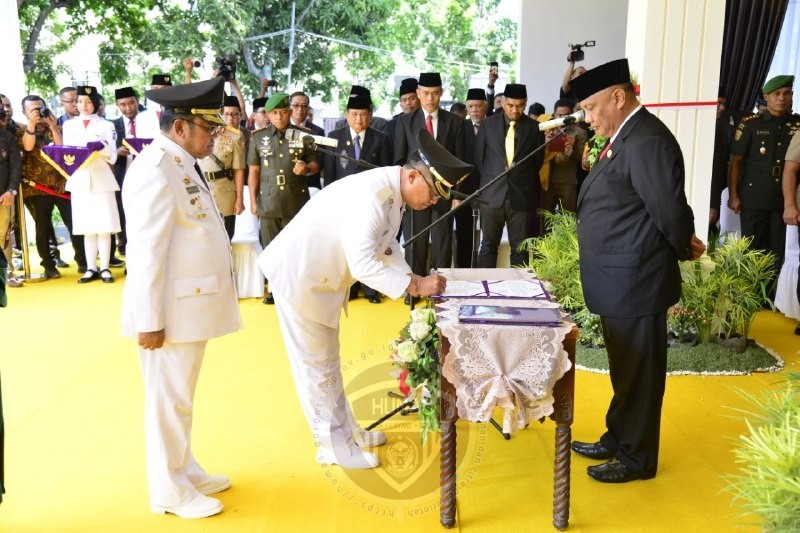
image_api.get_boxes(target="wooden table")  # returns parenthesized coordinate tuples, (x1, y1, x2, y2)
(438, 324, 578, 530)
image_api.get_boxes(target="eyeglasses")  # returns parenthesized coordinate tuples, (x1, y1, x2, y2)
(290, 104, 309, 109)
(418, 172, 442, 201)
(221, 112, 241, 117)
(184, 119, 224, 136)
(61, 100, 76, 105)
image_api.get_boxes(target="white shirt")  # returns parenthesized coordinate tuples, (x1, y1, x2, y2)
(423, 109, 439, 138)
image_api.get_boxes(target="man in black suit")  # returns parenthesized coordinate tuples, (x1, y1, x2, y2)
(568, 59, 705, 483)
(111, 86, 141, 259)
(290, 91, 325, 191)
(324, 94, 391, 303)
(475, 83, 544, 267)
(394, 72, 465, 279)
(454, 88, 487, 267)
(385, 78, 419, 156)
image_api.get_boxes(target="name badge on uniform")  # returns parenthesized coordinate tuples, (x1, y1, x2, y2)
(186, 185, 200, 194)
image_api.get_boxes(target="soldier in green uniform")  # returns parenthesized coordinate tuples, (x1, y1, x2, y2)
(247, 92, 319, 304)
(729, 75, 800, 276)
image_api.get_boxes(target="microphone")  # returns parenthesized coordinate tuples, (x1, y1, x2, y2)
(538, 110, 585, 131)
(301, 133, 338, 148)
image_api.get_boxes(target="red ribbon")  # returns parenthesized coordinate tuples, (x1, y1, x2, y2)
(22, 179, 71, 200)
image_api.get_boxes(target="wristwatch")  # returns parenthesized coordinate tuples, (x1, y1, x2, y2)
(9, 190, 17, 196)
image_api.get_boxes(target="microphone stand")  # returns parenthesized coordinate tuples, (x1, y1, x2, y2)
(403, 127, 568, 252)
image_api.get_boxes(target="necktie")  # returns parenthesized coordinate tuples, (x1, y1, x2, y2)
(426, 113, 434, 135)
(599, 140, 612, 160)
(129, 119, 136, 137)
(82, 120, 90, 129)
(505, 120, 516, 167)
(474, 122, 480, 135)
(193, 162, 208, 190)
(353, 134, 361, 159)
(156, 110, 161, 121)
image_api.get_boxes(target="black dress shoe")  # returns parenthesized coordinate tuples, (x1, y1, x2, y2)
(53, 257, 69, 268)
(795, 323, 800, 336)
(109, 257, 125, 268)
(368, 294, 382, 304)
(571, 440, 615, 460)
(349, 286, 360, 300)
(44, 266, 61, 279)
(263, 293, 275, 305)
(78, 270, 100, 284)
(587, 459, 655, 483)
(99, 269, 114, 283)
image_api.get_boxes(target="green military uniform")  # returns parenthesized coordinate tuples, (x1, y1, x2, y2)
(731, 75, 800, 271)
(247, 123, 317, 244)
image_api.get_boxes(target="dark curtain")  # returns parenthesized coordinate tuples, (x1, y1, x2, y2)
(720, 0, 789, 114)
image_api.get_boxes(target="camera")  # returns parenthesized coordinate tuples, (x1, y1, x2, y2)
(266, 80, 278, 88)
(568, 40, 596, 63)
(193, 60, 201, 68)
(0, 110, 6, 120)
(36, 107, 52, 119)
(215, 54, 237, 81)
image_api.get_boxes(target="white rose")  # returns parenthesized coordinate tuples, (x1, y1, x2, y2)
(409, 321, 432, 341)
(395, 340, 420, 363)
(411, 308, 435, 324)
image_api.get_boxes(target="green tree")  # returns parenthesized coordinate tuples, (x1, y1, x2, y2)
(18, 0, 165, 94)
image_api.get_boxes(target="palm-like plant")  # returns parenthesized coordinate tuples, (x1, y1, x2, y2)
(725, 373, 800, 532)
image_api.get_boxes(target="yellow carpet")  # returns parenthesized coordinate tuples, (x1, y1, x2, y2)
(1, 262, 798, 532)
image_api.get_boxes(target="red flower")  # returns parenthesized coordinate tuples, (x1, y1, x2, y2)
(398, 368, 410, 397)
(632, 83, 640, 96)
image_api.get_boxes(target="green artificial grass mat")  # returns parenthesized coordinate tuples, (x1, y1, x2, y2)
(576, 341, 784, 375)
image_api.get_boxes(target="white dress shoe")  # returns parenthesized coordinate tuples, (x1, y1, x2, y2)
(317, 439, 380, 469)
(194, 474, 231, 495)
(352, 427, 387, 448)
(151, 493, 223, 519)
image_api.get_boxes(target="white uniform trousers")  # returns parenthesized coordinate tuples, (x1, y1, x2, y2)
(139, 341, 211, 507)
(273, 292, 359, 449)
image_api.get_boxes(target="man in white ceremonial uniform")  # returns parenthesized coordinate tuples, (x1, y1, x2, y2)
(259, 129, 471, 469)
(121, 77, 242, 518)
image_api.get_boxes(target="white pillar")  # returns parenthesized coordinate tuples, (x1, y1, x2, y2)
(626, 0, 726, 242)
(0, 0, 27, 111)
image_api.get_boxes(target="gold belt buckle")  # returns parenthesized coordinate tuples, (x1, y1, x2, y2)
(277, 174, 286, 186)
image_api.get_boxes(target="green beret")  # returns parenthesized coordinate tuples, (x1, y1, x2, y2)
(264, 93, 290, 112)
(763, 75, 794, 94)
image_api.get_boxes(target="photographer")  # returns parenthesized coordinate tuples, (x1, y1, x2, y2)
(19, 95, 86, 279)
(561, 42, 594, 103)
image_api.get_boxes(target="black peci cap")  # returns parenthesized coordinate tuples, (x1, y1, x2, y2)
(418, 72, 442, 88)
(76, 85, 101, 112)
(114, 87, 137, 100)
(399, 78, 418, 96)
(569, 58, 631, 102)
(252, 97, 267, 110)
(466, 88, 486, 101)
(150, 74, 173, 87)
(347, 95, 372, 110)
(222, 95, 240, 109)
(503, 83, 527, 100)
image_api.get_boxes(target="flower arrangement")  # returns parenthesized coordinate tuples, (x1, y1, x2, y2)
(389, 306, 441, 443)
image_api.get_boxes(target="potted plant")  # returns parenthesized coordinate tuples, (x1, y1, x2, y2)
(725, 373, 800, 531)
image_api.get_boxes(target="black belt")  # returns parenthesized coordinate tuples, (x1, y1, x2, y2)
(204, 168, 233, 181)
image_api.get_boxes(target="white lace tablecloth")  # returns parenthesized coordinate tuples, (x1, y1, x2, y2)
(435, 269, 574, 434)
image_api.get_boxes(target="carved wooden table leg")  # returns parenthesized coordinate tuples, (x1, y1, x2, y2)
(550, 326, 577, 530)
(440, 336, 458, 528)
(553, 422, 572, 530)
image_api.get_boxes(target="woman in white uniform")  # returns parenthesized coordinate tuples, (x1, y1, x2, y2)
(62, 85, 121, 283)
